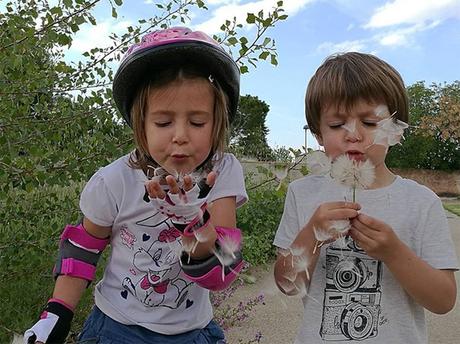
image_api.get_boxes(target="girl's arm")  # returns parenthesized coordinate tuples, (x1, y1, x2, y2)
(51, 218, 111, 308)
(183, 196, 236, 258)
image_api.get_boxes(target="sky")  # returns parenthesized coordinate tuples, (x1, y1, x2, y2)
(67, 0, 460, 151)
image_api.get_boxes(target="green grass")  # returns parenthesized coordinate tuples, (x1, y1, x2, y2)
(444, 203, 460, 216)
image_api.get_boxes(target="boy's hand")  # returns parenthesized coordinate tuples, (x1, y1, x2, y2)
(308, 201, 361, 241)
(350, 213, 402, 262)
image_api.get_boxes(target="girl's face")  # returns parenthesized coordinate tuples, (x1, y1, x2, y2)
(317, 99, 390, 180)
(144, 78, 214, 175)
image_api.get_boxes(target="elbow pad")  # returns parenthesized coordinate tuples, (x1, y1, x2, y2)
(53, 224, 109, 284)
(180, 226, 244, 291)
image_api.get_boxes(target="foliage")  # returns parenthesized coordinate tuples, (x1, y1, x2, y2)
(0, 0, 288, 196)
(238, 181, 286, 265)
(0, 182, 100, 343)
(230, 95, 274, 161)
(386, 81, 460, 170)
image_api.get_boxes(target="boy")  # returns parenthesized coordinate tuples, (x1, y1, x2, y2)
(273, 52, 458, 343)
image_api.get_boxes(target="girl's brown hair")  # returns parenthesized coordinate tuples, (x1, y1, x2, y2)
(305, 52, 408, 136)
(128, 66, 229, 173)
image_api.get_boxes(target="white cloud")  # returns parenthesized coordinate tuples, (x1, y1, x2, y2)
(365, 0, 460, 28)
(195, 0, 315, 33)
(376, 20, 440, 47)
(317, 39, 368, 54)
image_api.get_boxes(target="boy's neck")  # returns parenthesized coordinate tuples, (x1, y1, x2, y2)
(369, 164, 396, 189)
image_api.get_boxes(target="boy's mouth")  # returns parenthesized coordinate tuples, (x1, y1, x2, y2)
(346, 151, 365, 162)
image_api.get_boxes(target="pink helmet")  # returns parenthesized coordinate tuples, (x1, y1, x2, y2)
(113, 27, 240, 127)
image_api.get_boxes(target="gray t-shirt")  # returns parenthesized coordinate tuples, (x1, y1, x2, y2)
(274, 175, 458, 344)
(80, 152, 247, 335)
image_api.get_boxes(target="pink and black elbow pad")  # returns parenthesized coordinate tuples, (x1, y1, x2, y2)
(180, 226, 244, 291)
(53, 223, 109, 284)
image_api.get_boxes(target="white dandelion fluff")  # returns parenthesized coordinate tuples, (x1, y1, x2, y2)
(373, 114, 409, 147)
(341, 119, 357, 134)
(306, 150, 332, 175)
(329, 220, 351, 234)
(330, 155, 376, 190)
(313, 226, 333, 242)
(374, 104, 390, 118)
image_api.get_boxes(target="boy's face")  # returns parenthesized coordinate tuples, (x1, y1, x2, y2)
(317, 99, 388, 170)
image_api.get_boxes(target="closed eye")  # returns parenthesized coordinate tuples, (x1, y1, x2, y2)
(362, 121, 378, 127)
(191, 122, 206, 127)
(155, 122, 171, 127)
(329, 123, 344, 129)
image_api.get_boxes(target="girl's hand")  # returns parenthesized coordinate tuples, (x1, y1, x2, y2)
(144, 171, 216, 224)
(350, 213, 402, 262)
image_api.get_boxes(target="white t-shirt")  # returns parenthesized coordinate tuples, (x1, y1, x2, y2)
(274, 175, 458, 344)
(80, 152, 247, 335)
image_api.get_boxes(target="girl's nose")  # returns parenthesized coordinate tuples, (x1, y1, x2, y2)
(172, 124, 189, 144)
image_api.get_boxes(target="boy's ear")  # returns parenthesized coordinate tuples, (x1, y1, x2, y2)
(314, 133, 324, 147)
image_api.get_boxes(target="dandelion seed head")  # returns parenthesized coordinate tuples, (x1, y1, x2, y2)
(330, 154, 375, 189)
(306, 150, 332, 175)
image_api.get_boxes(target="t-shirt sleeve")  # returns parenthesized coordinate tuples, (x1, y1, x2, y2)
(419, 198, 459, 270)
(79, 170, 118, 227)
(209, 153, 248, 208)
(273, 184, 301, 250)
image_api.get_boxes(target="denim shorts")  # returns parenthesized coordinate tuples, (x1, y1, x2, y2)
(77, 306, 226, 344)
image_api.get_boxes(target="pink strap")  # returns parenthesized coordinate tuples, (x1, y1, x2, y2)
(61, 224, 109, 251)
(183, 206, 211, 237)
(185, 260, 244, 291)
(60, 258, 96, 281)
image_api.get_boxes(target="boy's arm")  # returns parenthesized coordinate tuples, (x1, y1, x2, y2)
(274, 224, 320, 295)
(351, 213, 457, 314)
(274, 202, 361, 296)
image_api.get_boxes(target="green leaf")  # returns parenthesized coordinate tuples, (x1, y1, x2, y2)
(246, 13, 255, 24)
(112, 7, 117, 18)
(240, 65, 249, 74)
(114, 0, 123, 6)
(259, 51, 269, 60)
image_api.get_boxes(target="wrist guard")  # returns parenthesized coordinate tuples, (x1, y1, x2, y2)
(180, 226, 244, 291)
(24, 299, 74, 344)
(172, 205, 210, 237)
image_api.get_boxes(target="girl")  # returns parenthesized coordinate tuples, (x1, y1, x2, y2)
(25, 27, 247, 344)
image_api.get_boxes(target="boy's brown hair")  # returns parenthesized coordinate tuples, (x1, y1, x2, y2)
(128, 66, 229, 173)
(305, 52, 408, 136)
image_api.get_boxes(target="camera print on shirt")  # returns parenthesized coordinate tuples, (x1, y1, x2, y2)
(320, 236, 383, 341)
(120, 210, 193, 309)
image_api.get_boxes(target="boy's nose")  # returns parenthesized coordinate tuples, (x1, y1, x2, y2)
(345, 128, 362, 142)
